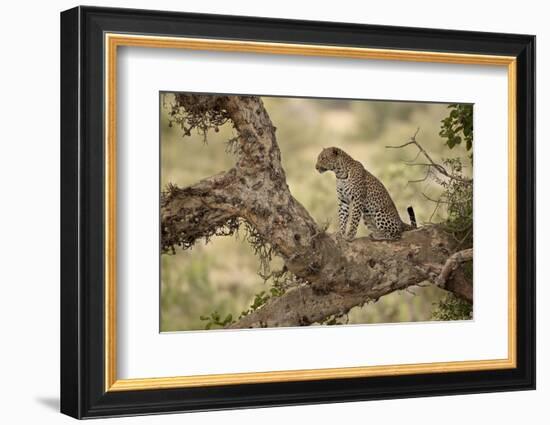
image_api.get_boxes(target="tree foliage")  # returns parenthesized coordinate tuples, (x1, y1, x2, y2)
(436, 158, 473, 248)
(431, 105, 474, 319)
(431, 294, 473, 321)
(439, 104, 473, 151)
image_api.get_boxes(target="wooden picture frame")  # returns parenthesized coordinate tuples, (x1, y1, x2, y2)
(61, 5, 535, 419)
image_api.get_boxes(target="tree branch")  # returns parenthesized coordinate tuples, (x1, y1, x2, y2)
(161, 170, 244, 252)
(229, 227, 472, 328)
(434, 248, 473, 298)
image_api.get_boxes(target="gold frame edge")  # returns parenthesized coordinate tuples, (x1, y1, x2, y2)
(104, 33, 518, 392)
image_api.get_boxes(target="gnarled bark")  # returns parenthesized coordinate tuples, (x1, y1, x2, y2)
(161, 94, 473, 329)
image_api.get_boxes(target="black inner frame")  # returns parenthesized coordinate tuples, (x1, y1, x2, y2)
(60, 6, 535, 419)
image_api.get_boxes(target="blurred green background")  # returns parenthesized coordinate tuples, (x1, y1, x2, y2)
(160, 95, 472, 332)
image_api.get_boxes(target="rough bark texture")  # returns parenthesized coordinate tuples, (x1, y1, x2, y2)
(161, 95, 473, 329)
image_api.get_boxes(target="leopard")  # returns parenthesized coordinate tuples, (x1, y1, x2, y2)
(315, 147, 417, 241)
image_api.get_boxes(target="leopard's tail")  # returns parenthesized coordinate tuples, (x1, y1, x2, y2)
(403, 206, 417, 230)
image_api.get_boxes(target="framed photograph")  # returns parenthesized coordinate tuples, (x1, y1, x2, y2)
(60, 6, 535, 419)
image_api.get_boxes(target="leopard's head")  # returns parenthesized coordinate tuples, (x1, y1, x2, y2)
(315, 147, 346, 174)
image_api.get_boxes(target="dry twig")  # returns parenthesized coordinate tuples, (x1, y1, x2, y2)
(386, 128, 473, 184)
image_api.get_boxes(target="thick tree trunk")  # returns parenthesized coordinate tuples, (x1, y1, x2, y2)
(161, 94, 473, 329)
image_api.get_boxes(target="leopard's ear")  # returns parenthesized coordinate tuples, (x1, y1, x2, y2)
(332, 147, 339, 155)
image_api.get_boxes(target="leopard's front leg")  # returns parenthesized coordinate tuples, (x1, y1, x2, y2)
(345, 201, 362, 241)
(337, 197, 350, 237)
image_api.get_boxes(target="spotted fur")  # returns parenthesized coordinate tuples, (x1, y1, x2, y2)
(315, 147, 416, 241)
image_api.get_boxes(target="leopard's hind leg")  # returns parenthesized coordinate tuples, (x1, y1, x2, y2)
(369, 213, 401, 241)
(363, 208, 379, 239)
